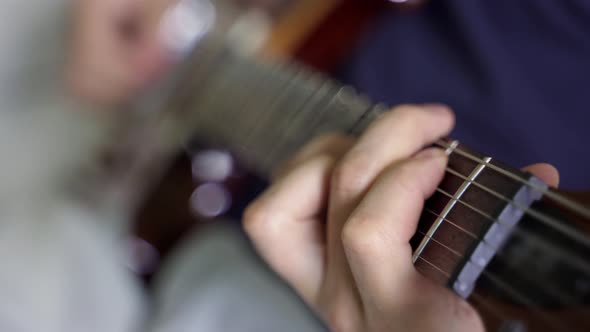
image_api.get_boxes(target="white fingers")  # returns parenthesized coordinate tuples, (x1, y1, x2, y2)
(330, 104, 454, 201)
(244, 134, 351, 303)
(341, 148, 447, 299)
(319, 106, 454, 298)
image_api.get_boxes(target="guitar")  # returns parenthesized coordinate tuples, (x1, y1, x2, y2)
(119, 0, 590, 331)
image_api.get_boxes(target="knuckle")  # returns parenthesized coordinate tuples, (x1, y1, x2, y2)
(331, 156, 372, 195)
(390, 104, 424, 126)
(388, 104, 453, 139)
(312, 133, 350, 147)
(299, 133, 352, 159)
(275, 134, 353, 181)
(400, 157, 446, 198)
(322, 305, 361, 332)
(341, 217, 383, 258)
(393, 162, 422, 191)
(451, 300, 485, 332)
(242, 201, 272, 238)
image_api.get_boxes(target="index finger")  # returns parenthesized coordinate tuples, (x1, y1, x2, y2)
(333, 104, 454, 197)
(319, 104, 455, 315)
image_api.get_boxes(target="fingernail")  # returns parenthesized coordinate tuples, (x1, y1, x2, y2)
(421, 103, 450, 114)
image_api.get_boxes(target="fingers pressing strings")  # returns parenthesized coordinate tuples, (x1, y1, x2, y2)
(341, 148, 447, 300)
(337, 148, 483, 332)
(316, 105, 454, 324)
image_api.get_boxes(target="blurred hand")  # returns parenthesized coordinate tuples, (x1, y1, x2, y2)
(244, 104, 559, 331)
(67, 0, 177, 105)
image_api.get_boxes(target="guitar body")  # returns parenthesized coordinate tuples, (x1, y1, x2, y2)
(128, 1, 590, 330)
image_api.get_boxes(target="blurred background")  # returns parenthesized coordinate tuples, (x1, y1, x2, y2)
(131, 0, 410, 280)
(130, 0, 590, 282)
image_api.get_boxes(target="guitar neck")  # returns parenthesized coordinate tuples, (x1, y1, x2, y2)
(124, 2, 590, 330)
(177, 49, 378, 175)
(158, 44, 555, 296)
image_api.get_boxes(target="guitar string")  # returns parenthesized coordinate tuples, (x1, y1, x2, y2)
(164, 12, 583, 331)
(416, 255, 566, 332)
(350, 107, 590, 251)
(423, 207, 478, 238)
(173, 58, 588, 330)
(187, 55, 590, 252)
(128, 35, 586, 309)
(416, 256, 563, 332)
(312, 105, 590, 255)
(423, 204, 590, 280)
(479, 271, 573, 332)
(434, 139, 590, 220)
(443, 165, 590, 261)
(423, 191, 590, 327)
(432, 184, 590, 277)
(192, 75, 590, 282)
(170, 8, 586, 229)
(202, 106, 588, 316)
(468, 291, 571, 332)
(193, 55, 588, 330)
(468, 292, 520, 331)
(420, 194, 590, 330)
(179, 55, 590, 307)
(416, 226, 579, 307)
(196, 53, 590, 236)
(347, 102, 588, 227)
(349, 105, 589, 250)
(308, 106, 590, 251)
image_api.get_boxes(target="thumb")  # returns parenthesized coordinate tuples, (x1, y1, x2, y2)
(522, 163, 559, 188)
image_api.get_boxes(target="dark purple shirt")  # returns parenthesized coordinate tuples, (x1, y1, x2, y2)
(338, 0, 590, 190)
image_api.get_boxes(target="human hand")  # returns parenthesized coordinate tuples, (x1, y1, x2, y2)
(244, 104, 559, 331)
(67, 0, 177, 105)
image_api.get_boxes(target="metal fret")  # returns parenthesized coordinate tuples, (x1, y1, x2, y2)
(261, 75, 339, 171)
(311, 86, 372, 136)
(163, 34, 376, 176)
(241, 65, 306, 145)
(445, 140, 460, 155)
(192, 53, 252, 140)
(234, 62, 292, 140)
(412, 149, 492, 263)
(349, 103, 389, 136)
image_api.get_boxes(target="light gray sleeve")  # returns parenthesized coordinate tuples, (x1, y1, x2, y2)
(0, 204, 145, 332)
(0, 2, 146, 331)
(148, 223, 327, 332)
